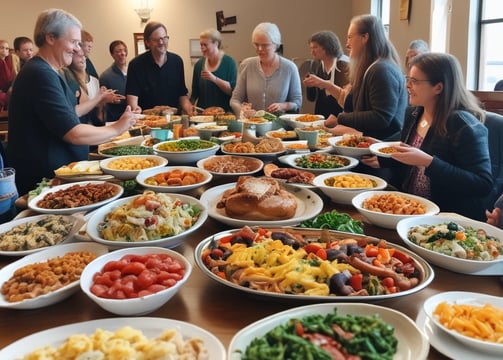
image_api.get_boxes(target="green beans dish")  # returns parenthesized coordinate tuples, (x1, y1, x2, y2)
(156, 139, 217, 152)
(240, 308, 398, 360)
(99, 145, 154, 157)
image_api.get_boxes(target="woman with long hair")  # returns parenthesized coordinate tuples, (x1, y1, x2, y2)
(324, 14, 407, 141)
(362, 52, 492, 220)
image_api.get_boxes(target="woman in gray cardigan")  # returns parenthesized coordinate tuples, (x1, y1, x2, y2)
(230, 22, 301, 117)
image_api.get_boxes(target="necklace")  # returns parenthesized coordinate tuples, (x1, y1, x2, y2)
(420, 119, 429, 128)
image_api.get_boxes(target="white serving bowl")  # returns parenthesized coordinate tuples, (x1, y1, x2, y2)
(0, 242, 108, 309)
(328, 135, 376, 157)
(396, 215, 503, 274)
(80, 247, 192, 316)
(423, 291, 503, 355)
(242, 119, 274, 136)
(153, 139, 220, 164)
(278, 153, 359, 173)
(196, 155, 263, 177)
(100, 155, 168, 180)
(136, 166, 212, 193)
(313, 171, 388, 205)
(351, 190, 440, 229)
(265, 129, 297, 140)
(279, 114, 325, 129)
(86, 193, 207, 248)
(194, 122, 227, 140)
(220, 140, 286, 161)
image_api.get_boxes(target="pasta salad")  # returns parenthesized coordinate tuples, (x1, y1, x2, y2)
(98, 191, 202, 242)
(407, 222, 503, 260)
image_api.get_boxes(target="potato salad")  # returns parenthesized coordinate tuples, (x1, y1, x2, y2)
(407, 222, 503, 260)
(98, 191, 202, 242)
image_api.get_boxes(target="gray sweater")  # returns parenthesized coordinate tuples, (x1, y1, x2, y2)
(230, 56, 302, 116)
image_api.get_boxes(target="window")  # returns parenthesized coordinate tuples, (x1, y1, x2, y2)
(479, 0, 503, 90)
(376, 0, 391, 34)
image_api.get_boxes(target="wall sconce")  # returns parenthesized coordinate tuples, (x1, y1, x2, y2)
(135, 1, 153, 24)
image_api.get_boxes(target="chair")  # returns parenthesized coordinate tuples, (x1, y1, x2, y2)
(471, 91, 503, 116)
(482, 111, 503, 210)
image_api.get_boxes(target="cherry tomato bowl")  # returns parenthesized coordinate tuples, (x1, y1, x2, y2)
(80, 247, 192, 316)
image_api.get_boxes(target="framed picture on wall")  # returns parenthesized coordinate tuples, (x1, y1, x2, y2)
(134, 33, 146, 55)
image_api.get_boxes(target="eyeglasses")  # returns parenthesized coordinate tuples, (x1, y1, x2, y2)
(150, 36, 169, 43)
(253, 43, 273, 50)
(405, 76, 430, 85)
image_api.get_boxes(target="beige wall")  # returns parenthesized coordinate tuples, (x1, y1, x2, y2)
(0, 0, 476, 91)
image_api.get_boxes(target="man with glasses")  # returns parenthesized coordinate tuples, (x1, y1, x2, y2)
(126, 21, 193, 115)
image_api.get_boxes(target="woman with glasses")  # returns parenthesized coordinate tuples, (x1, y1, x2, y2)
(190, 28, 237, 113)
(230, 22, 301, 117)
(126, 21, 193, 115)
(362, 52, 492, 221)
(324, 15, 407, 141)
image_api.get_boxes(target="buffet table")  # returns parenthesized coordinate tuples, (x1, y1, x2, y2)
(0, 181, 502, 360)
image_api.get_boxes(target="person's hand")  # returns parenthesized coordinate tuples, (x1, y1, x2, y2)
(303, 73, 324, 88)
(99, 87, 124, 104)
(486, 207, 501, 227)
(390, 144, 433, 167)
(201, 70, 217, 82)
(324, 114, 338, 128)
(266, 102, 287, 114)
(360, 155, 380, 169)
(113, 106, 138, 132)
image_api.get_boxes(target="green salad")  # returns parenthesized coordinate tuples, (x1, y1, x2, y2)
(299, 210, 364, 234)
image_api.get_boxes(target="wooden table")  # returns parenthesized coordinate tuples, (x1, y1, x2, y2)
(1, 183, 502, 359)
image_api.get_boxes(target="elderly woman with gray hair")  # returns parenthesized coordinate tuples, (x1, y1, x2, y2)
(230, 22, 302, 117)
(190, 28, 237, 112)
(7, 8, 137, 195)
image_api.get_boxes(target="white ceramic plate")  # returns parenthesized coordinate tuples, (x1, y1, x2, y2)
(220, 142, 286, 160)
(352, 190, 440, 230)
(281, 140, 310, 153)
(328, 135, 376, 157)
(0, 214, 86, 256)
(279, 114, 325, 129)
(86, 193, 208, 248)
(135, 166, 212, 193)
(194, 122, 227, 132)
(54, 174, 115, 181)
(417, 307, 500, 360)
(265, 129, 298, 140)
(100, 154, 169, 180)
(0, 317, 225, 360)
(195, 227, 434, 301)
(422, 291, 503, 355)
(0, 242, 108, 309)
(199, 182, 323, 227)
(396, 215, 503, 274)
(228, 303, 429, 360)
(196, 155, 264, 177)
(189, 115, 214, 123)
(369, 141, 402, 158)
(278, 153, 359, 173)
(28, 181, 124, 215)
